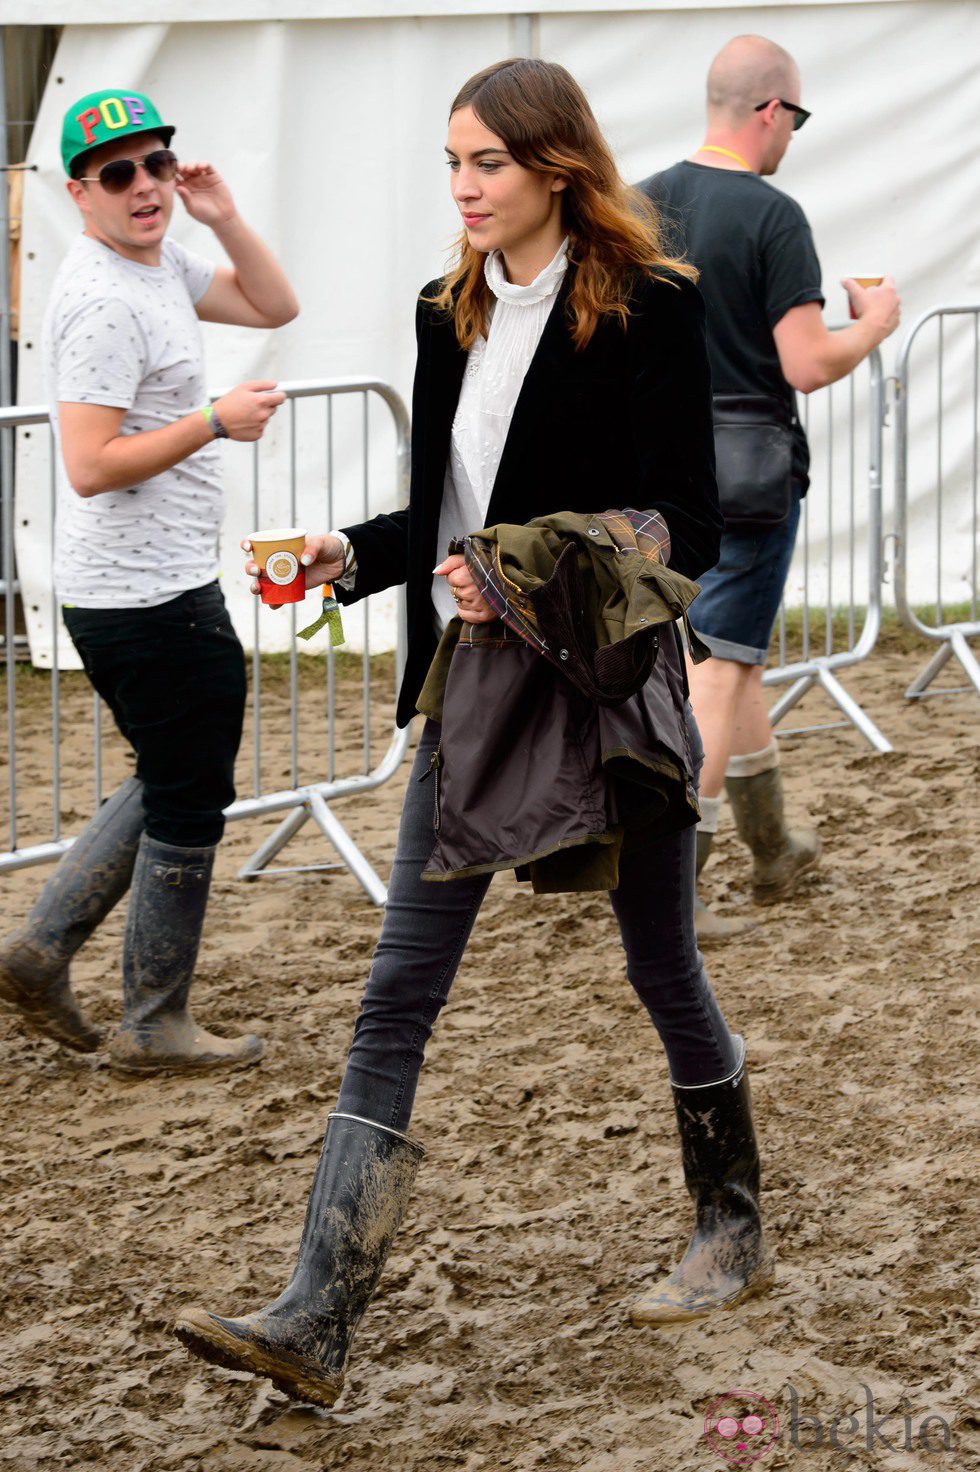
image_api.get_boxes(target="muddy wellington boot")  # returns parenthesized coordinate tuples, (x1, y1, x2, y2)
(0, 777, 145, 1051)
(630, 1038, 774, 1325)
(106, 834, 263, 1076)
(725, 744, 820, 904)
(174, 1111, 425, 1407)
(694, 828, 756, 946)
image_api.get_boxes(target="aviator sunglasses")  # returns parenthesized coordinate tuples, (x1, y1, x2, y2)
(754, 98, 811, 131)
(76, 148, 179, 193)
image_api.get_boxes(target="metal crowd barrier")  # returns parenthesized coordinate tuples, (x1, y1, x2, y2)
(2, 318, 975, 871)
(0, 379, 412, 905)
(894, 305, 980, 699)
(762, 342, 892, 754)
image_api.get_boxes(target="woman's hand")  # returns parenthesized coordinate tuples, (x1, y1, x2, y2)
(433, 553, 494, 624)
(242, 533, 347, 600)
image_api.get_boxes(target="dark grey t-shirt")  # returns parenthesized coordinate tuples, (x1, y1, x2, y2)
(638, 161, 824, 488)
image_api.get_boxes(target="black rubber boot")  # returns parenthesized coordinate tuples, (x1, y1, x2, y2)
(725, 765, 820, 904)
(107, 835, 263, 1076)
(694, 829, 756, 946)
(630, 1038, 774, 1325)
(0, 777, 144, 1051)
(173, 1111, 425, 1407)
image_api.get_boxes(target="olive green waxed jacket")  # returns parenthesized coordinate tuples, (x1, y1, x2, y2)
(416, 509, 708, 894)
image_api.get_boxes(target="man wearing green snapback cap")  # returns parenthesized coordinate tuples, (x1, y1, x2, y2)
(0, 88, 298, 1075)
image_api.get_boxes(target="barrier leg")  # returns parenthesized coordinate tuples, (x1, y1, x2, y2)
(237, 804, 313, 880)
(950, 629, 980, 694)
(236, 795, 387, 905)
(816, 668, 893, 754)
(306, 792, 387, 907)
(766, 673, 816, 727)
(904, 641, 954, 699)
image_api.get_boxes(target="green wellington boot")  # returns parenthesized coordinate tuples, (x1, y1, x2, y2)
(0, 777, 144, 1051)
(631, 1038, 774, 1325)
(726, 760, 821, 904)
(694, 829, 757, 945)
(107, 835, 263, 1075)
(173, 1112, 425, 1408)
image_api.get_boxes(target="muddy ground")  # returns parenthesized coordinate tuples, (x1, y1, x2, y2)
(1, 638, 977, 1472)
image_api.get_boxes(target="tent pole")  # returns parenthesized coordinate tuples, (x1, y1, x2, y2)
(0, 25, 11, 418)
(511, 14, 540, 58)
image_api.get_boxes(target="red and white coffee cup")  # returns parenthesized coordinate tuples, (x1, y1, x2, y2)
(247, 527, 307, 607)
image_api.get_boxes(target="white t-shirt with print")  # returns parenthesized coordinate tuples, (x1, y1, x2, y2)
(44, 234, 220, 608)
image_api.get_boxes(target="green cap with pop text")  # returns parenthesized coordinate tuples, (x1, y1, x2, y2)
(61, 89, 175, 175)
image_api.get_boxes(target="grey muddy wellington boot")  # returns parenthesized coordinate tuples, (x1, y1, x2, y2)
(725, 746, 820, 904)
(107, 834, 263, 1076)
(0, 777, 145, 1052)
(630, 1038, 774, 1325)
(173, 1111, 425, 1408)
(694, 829, 757, 946)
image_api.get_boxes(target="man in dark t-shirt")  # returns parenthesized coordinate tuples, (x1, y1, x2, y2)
(645, 161, 823, 491)
(638, 35, 900, 941)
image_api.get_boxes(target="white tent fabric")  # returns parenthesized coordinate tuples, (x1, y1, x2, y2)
(16, 4, 980, 667)
(3, 1, 928, 19)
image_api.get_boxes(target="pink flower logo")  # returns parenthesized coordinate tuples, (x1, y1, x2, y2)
(703, 1390, 780, 1465)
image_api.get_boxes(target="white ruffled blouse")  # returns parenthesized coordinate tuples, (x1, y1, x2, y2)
(431, 237, 570, 631)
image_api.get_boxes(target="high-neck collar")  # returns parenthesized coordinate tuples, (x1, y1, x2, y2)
(484, 236, 570, 306)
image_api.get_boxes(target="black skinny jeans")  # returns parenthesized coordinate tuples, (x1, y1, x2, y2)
(63, 582, 247, 848)
(337, 715, 737, 1133)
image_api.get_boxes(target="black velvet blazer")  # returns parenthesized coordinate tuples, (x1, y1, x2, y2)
(339, 266, 722, 729)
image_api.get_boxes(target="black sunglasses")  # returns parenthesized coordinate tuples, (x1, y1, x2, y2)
(754, 99, 811, 131)
(77, 148, 179, 194)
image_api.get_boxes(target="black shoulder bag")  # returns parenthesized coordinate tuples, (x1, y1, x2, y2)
(712, 394, 794, 529)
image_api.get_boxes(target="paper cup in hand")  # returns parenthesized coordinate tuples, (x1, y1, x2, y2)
(847, 275, 884, 320)
(248, 527, 307, 606)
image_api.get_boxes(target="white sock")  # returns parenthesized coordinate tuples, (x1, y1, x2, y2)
(726, 742, 779, 779)
(698, 793, 723, 834)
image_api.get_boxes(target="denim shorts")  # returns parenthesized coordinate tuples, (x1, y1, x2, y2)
(690, 487, 803, 665)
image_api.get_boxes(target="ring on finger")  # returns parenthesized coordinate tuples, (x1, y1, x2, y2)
(451, 586, 463, 604)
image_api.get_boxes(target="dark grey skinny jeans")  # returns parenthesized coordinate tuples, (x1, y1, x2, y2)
(336, 713, 737, 1134)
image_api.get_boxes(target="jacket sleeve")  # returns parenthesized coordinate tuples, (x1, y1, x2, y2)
(627, 274, 723, 580)
(335, 509, 409, 605)
(337, 288, 438, 603)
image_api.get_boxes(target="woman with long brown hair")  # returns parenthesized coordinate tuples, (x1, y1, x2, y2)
(174, 58, 773, 1406)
